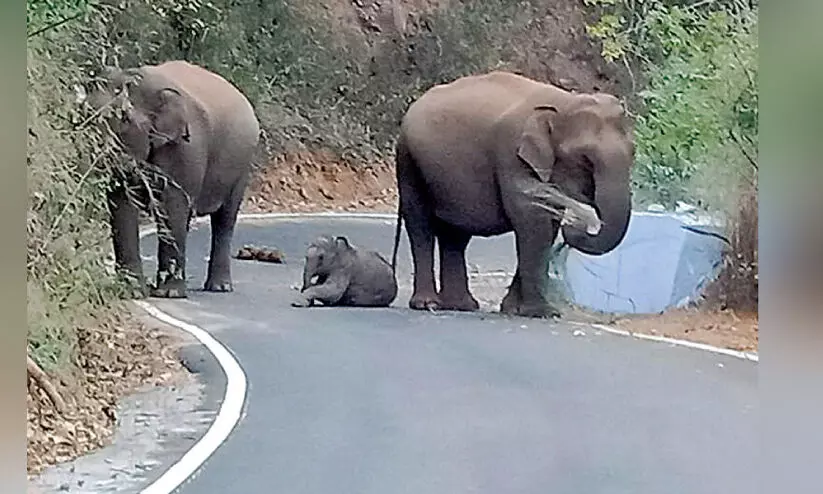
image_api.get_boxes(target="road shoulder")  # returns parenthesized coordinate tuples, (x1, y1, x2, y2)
(28, 307, 225, 494)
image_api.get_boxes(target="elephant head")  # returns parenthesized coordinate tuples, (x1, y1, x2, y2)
(86, 66, 191, 163)
(517, 91, 634, 255)
(301, 235, 352, 291)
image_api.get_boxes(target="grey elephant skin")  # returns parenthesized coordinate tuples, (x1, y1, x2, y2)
(390, 70, 635, 318)
(293, 235, 398, 308)
(88, 60, 260, 298)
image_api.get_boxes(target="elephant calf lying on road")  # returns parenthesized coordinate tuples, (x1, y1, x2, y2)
(292, 235, 398, 308)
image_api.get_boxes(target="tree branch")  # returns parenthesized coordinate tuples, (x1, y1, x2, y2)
(728, 128, 758, 170)
(27, 12, 85, 39)
(27, 354, 67, 415)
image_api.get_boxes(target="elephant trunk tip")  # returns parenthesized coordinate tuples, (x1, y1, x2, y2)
(561, 205, 631, 256)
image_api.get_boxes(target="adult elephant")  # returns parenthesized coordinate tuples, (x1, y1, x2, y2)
(88, 60, 260, 298)
(390, 71, 634, 318)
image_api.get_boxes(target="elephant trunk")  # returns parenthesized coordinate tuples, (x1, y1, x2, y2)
(562, 148, 632, 256)
(301, 253, 319, 292)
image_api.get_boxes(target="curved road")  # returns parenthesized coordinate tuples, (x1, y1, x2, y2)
(143, 216, 757, 494)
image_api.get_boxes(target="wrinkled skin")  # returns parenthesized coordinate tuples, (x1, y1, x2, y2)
(390, 71, 635, 318)
(293, 235, 398, 308)
(87, 60, 260, 299)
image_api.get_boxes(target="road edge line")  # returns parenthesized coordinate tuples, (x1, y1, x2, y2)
(237, 211, 396, 220)
(137, 218, 254, 493)
(568, 321, 759, 362)
(134, 300, 248, 494)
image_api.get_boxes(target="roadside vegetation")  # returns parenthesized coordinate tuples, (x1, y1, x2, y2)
(27, 0, 758, 474)
(583, 0, 757, 313)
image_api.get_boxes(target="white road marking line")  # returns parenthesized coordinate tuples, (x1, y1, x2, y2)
(567, 320, 759, 362)
(135, 301, 247, 494)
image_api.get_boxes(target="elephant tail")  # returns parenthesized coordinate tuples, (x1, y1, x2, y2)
(390, 202, 403, 275)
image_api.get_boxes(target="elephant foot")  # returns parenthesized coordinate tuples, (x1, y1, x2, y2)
(152, 264, 187, 298)
(120, 281, 150, 300)
(500, 292, 518, 315)
(127, 286, 149, 300)
(503, 300, 561, 319)
(438, 292, 480, 312)
(291, 295, 313, 308)
(150, 279, 188, 299)
(409, 292, 441, 311)
(204, 278, 234, 293)
(115, 271, 149, 300)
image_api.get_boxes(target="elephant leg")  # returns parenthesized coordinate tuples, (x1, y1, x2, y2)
(397, 153, 440, 310)
(507, 222, 562, 318)
(292, 274, 349, 308)
(435, 223, 479, 312)
(205, 176, 247, 292)
(107, 180, 147, 299)
(500, 270, 523, 314)
(151, 188, 191, 299)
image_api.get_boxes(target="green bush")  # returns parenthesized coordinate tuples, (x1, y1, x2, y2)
(585, 0, 758, 212)
(27, 1, 126, 370)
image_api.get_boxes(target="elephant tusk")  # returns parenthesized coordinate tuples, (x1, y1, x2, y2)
(527, 183, 603, 235)
(531, 201, 602, 235)
(560, 203, 602, 235)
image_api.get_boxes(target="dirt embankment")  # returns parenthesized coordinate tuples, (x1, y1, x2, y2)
(302, 0, 630, 95)
(244, 150, 397, 214)
(27, 310, 189, 477)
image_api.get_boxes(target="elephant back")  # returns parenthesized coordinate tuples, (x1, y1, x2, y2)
(148, 60, 260, 141)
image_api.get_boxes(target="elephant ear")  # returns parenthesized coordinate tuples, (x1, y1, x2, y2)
(149, 87, 191, 148)
(516, 104, 559, 183)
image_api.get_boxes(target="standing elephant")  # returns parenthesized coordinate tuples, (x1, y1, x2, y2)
(293, 235, 398, 308)
(88, 60, 260, 298)
(390, 71, 634, 318)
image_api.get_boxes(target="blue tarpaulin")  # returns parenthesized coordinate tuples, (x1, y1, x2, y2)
(558, 211, 727, 315)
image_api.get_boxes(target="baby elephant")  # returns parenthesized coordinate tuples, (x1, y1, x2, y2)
(292, 235, 398, 308)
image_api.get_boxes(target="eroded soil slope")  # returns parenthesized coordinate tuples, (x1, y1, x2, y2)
(299, 0, 630, 95)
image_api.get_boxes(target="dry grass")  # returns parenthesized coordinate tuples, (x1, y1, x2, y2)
(612, 307, 758, 353)
(27, 308, 187, 476)
(703, 177, 759, 313)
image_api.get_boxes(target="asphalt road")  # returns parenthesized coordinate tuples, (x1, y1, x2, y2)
(143, 216, 757, 494)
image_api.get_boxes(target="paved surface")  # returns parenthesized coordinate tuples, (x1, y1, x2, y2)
(144, 216, 757, 494)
